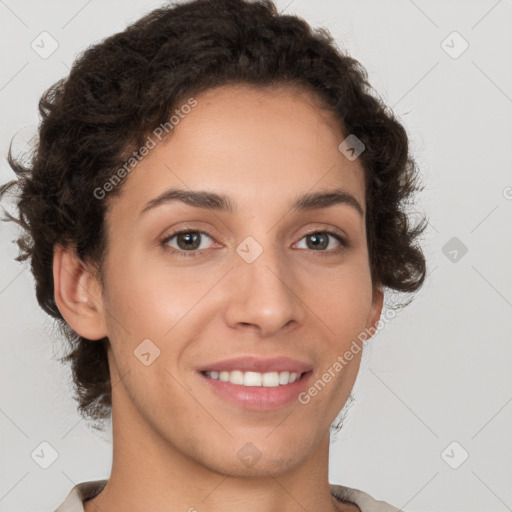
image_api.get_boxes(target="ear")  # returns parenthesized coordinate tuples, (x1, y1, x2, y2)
(365, 284, 384, 342)
(53, 244, 108, 340)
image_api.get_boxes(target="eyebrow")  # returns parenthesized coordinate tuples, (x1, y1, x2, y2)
(139, 187, 364, 218)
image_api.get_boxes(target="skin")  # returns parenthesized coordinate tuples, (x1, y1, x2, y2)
(54, 83, 383, 512)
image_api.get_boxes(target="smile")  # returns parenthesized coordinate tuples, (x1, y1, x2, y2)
(198, 369, 313, 410)
(202, 370, 304, 387)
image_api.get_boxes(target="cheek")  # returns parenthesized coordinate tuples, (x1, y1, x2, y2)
(302, 263, 374, 341)
(102, 246, 191, 333)
(101, 249, 216, 378)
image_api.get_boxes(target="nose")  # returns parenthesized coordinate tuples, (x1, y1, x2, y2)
(223, 242, 306, 337)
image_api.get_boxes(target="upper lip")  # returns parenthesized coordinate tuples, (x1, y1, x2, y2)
(197, 356, 313, 374)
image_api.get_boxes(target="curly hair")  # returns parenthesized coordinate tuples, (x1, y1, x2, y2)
(0, 0, 428, 428)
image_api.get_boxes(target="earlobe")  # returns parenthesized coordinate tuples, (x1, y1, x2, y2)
(53, 244, 108, 340)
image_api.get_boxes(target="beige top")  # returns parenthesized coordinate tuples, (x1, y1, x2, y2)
(53, 480, 403, 512)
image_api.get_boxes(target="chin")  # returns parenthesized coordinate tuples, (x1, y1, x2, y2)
(206, 450, 308, 478)
(191, 431, 319, 478)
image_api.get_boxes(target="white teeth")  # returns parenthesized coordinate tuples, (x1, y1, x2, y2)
(244, 371, 262, 386)
(230, 370, 244, 385)
(262, 372, 279, 387)
(278, 371, 290, 384)
(204, 370, 303, 387)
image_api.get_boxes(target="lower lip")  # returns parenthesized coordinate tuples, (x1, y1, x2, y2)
(198, 371, 313, 410)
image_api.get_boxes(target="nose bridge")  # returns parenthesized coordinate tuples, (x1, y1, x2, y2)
(225, 233, 302, 335)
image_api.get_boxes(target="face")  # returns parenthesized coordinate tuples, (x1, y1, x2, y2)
(95, 83, 382, 476)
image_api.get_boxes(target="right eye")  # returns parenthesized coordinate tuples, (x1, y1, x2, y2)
(160, 230, 216, 257)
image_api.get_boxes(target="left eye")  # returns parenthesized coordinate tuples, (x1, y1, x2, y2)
(294, 231, 346, 252)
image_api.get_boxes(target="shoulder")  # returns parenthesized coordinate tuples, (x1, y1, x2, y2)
(55, 479, 398, 512)
(330, 482, 403, 512)
(53, 480, 107, 512)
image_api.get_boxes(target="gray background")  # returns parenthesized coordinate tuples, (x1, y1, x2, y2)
(1, 0, 511, 511)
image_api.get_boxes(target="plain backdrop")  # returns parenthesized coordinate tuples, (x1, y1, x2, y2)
(1, 1, 511, 511)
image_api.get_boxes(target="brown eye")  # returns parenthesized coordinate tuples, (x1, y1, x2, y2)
(161, 230, 214, 255)
(306, 233, 329, 250)
(294, 231, 347, 253)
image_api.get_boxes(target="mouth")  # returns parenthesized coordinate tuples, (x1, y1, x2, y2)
(198, 369, 313, 410)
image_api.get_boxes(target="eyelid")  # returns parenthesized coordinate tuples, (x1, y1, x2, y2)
(159, 222, 222, 245)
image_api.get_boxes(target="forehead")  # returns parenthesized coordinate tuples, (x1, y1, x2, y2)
(177, 83, 350, 161)
(107, 83, 366, 219)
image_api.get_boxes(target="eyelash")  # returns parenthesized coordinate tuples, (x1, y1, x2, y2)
(159, 229, 348, 258)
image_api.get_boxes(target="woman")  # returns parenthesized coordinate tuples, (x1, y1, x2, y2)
(1, 1, 427, 510)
